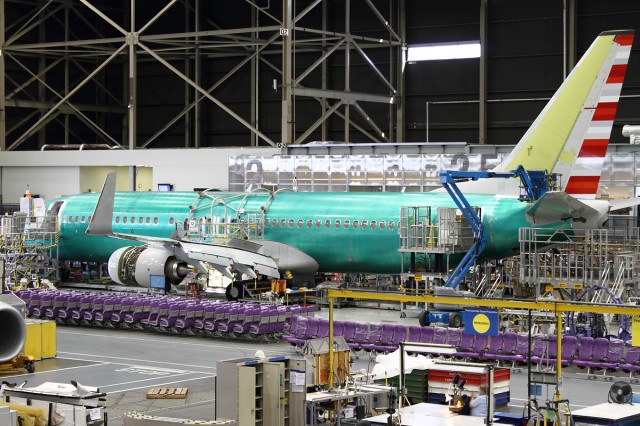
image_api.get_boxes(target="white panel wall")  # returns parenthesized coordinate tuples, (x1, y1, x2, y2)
(0, 147, 279, 201)
(2, 167, 80, 202)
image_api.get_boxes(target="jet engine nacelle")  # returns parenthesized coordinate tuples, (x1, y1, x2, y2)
(108, 246, 191, 287)
(0, 301, 26, 363)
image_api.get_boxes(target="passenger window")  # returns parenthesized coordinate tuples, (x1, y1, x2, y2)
(88, 216, 92, 222)
(169, 217, 175, 225)
(389, 221, 395, 231)
(353, 220, 359, 229)
(362, 220, 368, 229)
(264, 219, 269, 228)
(325, 219, 331, 228)
(153, 217, 158, 224)
(316, 219, 321, 228)
(146, 217, 150, 224)
(80, 216, 86, 223)
(371, 220, 377, 230)
(115, 216, 120, 224)
(130, 216, 135, 224)
(123, 217, 128, 224)
(139, 217, 144, 224)
(75, 216, 79, 223)
(344, 220, 350, 229)
(306, 219, 312, 228)
(335, 220, 341, 229)
(272, 219, 278, 228)
(288, 219, 294, 228)
(68, 216, 73, 223)
(297, 219, 303, 228)
(379, 220, 386, 230)
(280, 219, 286, 228)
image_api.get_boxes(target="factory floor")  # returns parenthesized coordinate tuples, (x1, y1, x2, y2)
(0, 305, 627, 426)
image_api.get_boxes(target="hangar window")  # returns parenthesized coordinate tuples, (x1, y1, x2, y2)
(306, 219, 312, 228)
(371, 220, 377, 230)
(297, 219, 303, 228)
(272, 219, 278, 228)
(280, 219, 286, 228)
(407, 41, 481, 62)
(153, 217, 158, 224)
(389, 221, 395, 231)
(169, 217, 175, 225)
(146, 217, 150, 224)
(335, 220, 341, 229)
(315, 219, 321, 228)
(80, 216, 86, 223)
(115, 216, 120, 224)
(325, 219, 331, 228)
(353, 220, 359, 229)
(379, 220, 386, 230)
(344, 220, 350, 229)
(362, 220, 368, 229)
(123, 216, 128, 224)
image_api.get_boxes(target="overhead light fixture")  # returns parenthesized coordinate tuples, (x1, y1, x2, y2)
(407, 41, 481, 62)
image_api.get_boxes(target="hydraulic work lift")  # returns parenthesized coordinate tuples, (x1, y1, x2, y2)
(416, 166, 557, 326)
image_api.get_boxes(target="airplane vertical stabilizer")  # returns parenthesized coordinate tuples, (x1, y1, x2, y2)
(495, 30, 634, 198)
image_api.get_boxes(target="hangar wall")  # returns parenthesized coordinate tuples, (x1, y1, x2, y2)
(0, 147, 279, 201)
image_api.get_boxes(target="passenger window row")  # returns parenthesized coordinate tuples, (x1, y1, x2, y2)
(264, 218, 395, 231)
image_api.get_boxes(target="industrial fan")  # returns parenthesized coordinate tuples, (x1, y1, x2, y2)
(608, 382, 633, 404)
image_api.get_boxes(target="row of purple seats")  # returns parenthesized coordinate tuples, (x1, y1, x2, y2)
(16, 289, 315, 341)
(280, 318, 640, 376)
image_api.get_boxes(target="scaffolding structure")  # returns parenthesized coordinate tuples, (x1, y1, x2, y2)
(0, 214, 59, 290)
(518, 227, 640, 300)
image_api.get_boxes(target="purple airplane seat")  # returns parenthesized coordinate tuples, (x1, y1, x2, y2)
(599, 338, 625, 373)
(58, 293, 82, 323)
(446, 328, 463, 348)
(70, 295, 93, 324)
(573, 337, 608, 373)
(195, 303, 216, 331)
(83, 295, 106, 323)
(407, 325, 422, 344)
(420, 326, 434, 344)
(28, 291, 44, 317)
(140, 299, 162, 327)
(432, 326, 448, 345)
(45, 292, 69, 320)
(619, 345, 640, 376)
(233, 307, 260, 336)
(454, 332, 476, 359)
(348, 322, 369, 351)
(572, 336, 595, 370)
(95, 296, 117, 325)
(360, 323, 384, 352)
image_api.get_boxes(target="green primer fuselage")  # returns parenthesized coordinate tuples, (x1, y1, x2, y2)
(48, 191, 559, 274)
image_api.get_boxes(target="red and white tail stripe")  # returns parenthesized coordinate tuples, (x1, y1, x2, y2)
(565, 32, 634, 198)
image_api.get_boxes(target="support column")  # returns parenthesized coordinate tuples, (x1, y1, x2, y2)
(194, 0, 202, 148)
(565, 0, 577, 75)
(251, 4, 258, 147)
(344, 0, 351, 143)
(0, 0, 5, 150)
(281, 0, 293, 146)
(479, 0, 488, 145)
(128, 0, 137, 149)
(395, 0, 406, 142)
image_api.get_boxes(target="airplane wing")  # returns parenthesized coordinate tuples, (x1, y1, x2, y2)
(525, 191, 605, 227)
(86, 172, 280, 280)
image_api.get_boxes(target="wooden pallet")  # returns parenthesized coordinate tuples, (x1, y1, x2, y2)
(146, 387, 188, 399)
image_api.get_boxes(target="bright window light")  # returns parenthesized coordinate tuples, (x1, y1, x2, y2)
(407, 41, 481, 62)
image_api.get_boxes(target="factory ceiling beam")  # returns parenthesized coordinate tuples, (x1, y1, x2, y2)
(1, 1, 405, 150)
(139, 41, 277, 147)
(140, 32, 281, 149)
